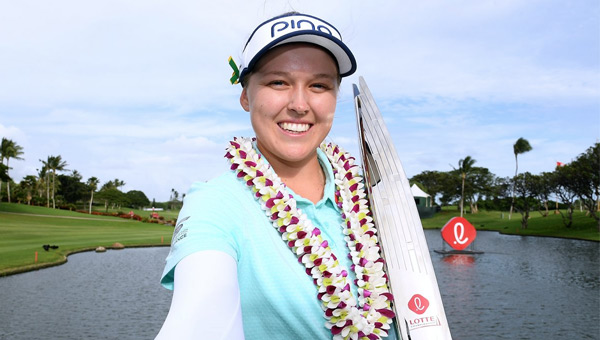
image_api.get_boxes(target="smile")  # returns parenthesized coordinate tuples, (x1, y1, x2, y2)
(279, 122, 311, 133)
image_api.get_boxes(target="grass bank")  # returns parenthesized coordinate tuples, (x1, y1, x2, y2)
(2, 203, 597, 277)
(0, 203, 174, 277)
(421, 207, 599, 241)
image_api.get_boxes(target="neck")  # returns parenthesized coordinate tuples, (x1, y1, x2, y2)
(257, 145, 325, 204)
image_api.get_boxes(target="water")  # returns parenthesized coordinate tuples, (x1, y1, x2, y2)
(0, 231, 598, 340)
(0, 247, 172, 340)
(428, 231, 600, 340)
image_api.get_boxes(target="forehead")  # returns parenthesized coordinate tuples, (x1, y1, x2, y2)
(253, 43, 339, 75)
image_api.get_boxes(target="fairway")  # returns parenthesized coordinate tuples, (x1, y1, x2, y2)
(0, 203, 174, 276)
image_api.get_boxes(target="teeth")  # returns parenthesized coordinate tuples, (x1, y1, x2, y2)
(280, 122, 310, 132)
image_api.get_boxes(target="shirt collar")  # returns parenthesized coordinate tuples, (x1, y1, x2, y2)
(316, 147, 340, 211)
(252, 141, 340, 212)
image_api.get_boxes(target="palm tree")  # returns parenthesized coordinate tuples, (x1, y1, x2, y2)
(20, 175, 38, 205)
(170, 188, 180, 210)
(0, 163, 10, 182)
(456, 156, 476, 217)
(46, 155, 68, 209)
(1, 138, 24, 203)
(509, 138, 532, 220)
(87, 177, 99, 214)
(0, 138, 7, 199)
(113, 178, 125, 190)
(38, 160, 51, 207)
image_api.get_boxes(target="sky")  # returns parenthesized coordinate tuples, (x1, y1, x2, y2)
(0, 0, 598, 202)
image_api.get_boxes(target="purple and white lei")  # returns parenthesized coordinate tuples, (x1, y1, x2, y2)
(225, 137, 395, 340)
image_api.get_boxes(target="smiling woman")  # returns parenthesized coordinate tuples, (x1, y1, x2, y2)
(241, 43, 339, 203)
(155, 12, 398, 340)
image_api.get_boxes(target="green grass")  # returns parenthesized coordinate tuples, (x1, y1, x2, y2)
(2, 202, 182, 221)
(0, 202, 119, 219)
(421, 206, 600, 241)
(1, 202, 597, 277)
(0, 203, 174, 276)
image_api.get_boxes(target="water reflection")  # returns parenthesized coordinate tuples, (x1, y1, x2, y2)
(440, 254, 476, 266)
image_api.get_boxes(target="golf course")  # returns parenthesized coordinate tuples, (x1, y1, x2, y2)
(0, 202, 598, 277)
(0, 203, 174, 276)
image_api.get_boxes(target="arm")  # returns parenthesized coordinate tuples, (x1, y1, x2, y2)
(156, 250, 245, 340)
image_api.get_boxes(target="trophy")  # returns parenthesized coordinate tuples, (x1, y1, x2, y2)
(353, 77, 453, 340)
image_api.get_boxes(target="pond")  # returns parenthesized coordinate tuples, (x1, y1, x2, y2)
(0, 230, 598, 339)
(430, 231, 599, 339)
(0, 247, 172, 339)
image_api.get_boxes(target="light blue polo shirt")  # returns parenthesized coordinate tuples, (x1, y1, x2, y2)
(161, 147, 398, 339)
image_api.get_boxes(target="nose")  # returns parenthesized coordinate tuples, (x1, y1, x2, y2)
(288, 87, 309, 115)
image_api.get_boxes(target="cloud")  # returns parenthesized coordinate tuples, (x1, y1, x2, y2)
(0, 0, 598, 201)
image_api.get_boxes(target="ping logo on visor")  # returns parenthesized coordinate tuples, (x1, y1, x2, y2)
(268, 16, 340, 39)
(234, 12, 357, 84)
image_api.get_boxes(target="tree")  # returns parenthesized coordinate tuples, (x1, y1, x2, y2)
(170, 188, 180, 210)
(410, 170, 447, 206)
(57, 170, 87, 206)
(481, 176, 512, 211)
(126, 190, 150, 209)
(19, 175, 38, 205)
(454, 156, 476, 217)
(463, 166, 495, 214)
(437, 171, 460, 207)
(569, 143, 600, 230)
(552, 165, 578, 228)
(0, 138, 8, 200)
(96, 187, 128, 212)
(101, 178, 126, 191)
(87, 177, 99, 214)
(512, 172, 538, 229)
(509, 137, 532, 219)
(12, 179, 28, 204)
(531, 172, 553, 217)
(46, 155, 68, 209)
(0, 163, 10, 182)
(1, 138, 24, 203)
(39, 160, 50, 207)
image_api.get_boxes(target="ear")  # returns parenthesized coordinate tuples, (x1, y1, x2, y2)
(240, 88, 250, 112)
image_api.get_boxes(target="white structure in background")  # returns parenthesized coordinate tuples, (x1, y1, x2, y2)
(410, 183, 432, 207)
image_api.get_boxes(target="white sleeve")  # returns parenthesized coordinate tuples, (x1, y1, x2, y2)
(155, 250, 245, 340)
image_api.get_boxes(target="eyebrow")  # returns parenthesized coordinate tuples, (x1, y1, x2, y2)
(260, 71, 337, 80)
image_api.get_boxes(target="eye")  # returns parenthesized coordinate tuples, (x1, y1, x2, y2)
(268, 80, 286, 86)
(310, 82, 333, 92)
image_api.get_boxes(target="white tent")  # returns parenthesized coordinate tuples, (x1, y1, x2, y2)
(411, 184, 432, 207)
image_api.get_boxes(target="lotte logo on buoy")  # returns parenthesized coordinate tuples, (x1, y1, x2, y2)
(408, 294, 430, 315)
(441, 217, 476, 250)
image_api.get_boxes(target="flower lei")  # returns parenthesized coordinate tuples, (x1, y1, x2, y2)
(225, 137, 395, 340)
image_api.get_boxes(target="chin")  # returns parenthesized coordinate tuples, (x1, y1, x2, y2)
(277, 146, 318, 163)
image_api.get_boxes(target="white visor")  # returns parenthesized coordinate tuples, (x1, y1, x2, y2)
(238, 13, 357, 84)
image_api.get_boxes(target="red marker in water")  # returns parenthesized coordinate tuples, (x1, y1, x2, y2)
(441, 217, 477, 251)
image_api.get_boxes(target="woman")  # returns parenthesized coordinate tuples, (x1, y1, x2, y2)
(156, 12, 397, 340)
